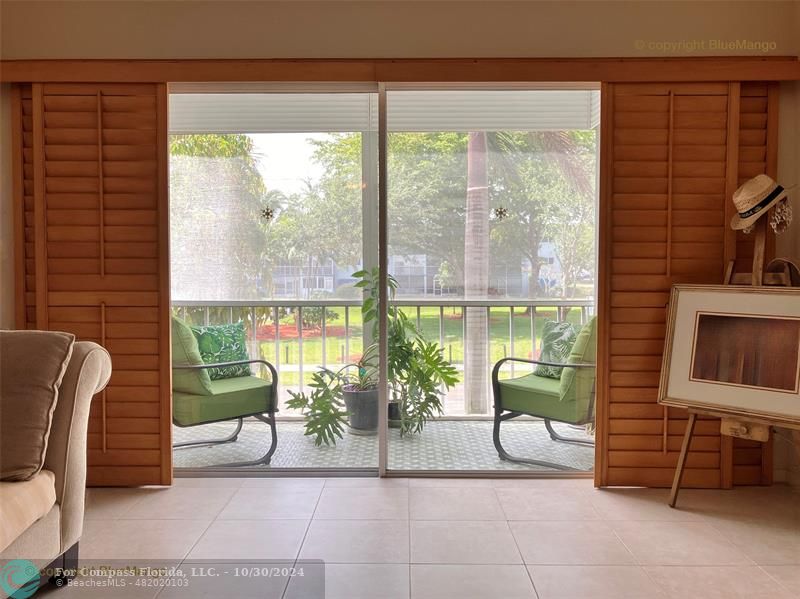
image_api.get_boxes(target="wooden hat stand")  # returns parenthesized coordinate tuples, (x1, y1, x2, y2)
(669, 217, 800, 508)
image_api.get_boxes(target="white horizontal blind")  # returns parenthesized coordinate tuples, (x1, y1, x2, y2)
(169, 93, 377, 133)
(169, 90, 600, 134)
(387, 90, 600, 131)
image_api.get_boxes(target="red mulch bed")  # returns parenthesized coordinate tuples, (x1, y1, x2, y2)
(253, 324, 348, 341)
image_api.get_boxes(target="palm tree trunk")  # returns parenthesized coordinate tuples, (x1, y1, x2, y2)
(464, 132, 489, 414)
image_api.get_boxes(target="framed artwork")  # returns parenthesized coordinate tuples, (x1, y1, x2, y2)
(658, 285, 800, 426)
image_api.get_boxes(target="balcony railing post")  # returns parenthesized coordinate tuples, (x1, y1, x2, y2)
(250, 306, 257, 361)
(273, 306, 280, 400)
(297, 307, 304, 394)
(438, 305, 444, 349)
(344, 305, 350, 363)
(438, 305, 445, 394)
(509, 306, 515, 378)
(321, 307, 327, 369)
(485, 305, 491, 407)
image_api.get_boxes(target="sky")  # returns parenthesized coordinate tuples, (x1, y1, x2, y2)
(250, 133, 330, 195)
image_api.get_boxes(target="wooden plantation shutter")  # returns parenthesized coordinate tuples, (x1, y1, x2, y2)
(597, 81, 780, 488)
(12, 83, 172, 486)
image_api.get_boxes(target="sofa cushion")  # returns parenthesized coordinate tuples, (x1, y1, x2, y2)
(0, 331, 75, 481)
(190, 322, 251, 380)
(0, 470, 57, 553)
(173, 376, 272, 427)
(172, 316, 213, 396)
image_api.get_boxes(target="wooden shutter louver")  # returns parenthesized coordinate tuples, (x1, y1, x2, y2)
(12, 85, 38, 330)
(599, 81, 779, 488)
(13, 83, 171, 486)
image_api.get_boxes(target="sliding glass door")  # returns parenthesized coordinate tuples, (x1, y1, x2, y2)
(168, 87, 380, 472)
(167, 84, 598, 476)
(384, 87, 600, 473)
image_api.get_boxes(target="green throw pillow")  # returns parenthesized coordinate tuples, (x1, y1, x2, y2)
(190, 322, 251, 380)
(534, 320, 578, 379)
(560, 317, 596, 400)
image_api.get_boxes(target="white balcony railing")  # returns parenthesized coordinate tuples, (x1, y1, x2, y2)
(172, 298, 594, 417)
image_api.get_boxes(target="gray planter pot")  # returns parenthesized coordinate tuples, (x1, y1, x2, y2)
(342, 386, 379, 435)
(388, 400, 402, 428)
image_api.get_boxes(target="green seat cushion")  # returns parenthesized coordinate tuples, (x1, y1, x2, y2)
(497, 373, 580, 423)
(173, 375, 273, 427)
(190, 321, 251, 380)
(171, 316, 213, 396)
(534, 320, 577, 379)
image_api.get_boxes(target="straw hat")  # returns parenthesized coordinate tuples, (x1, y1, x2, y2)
(730, 174, 789, 230)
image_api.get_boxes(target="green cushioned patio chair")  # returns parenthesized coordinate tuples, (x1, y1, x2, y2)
(491, 317, 596, 470)
(171, 316, 278, 467)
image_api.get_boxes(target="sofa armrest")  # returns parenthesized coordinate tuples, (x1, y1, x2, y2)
(44, 341, 112, 554)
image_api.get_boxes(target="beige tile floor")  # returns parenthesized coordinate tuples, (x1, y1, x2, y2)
(36, 478, 798, 599)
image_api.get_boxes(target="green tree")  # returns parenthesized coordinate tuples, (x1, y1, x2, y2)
(488, 130, 595, 298)
(169, 134, 278, 300)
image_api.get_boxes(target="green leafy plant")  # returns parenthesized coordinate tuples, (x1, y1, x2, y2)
(354, 267, 459, 437)
(285, 347, 378, 446)
(286, 369, 348, 446)
(287, 270, 459, 445)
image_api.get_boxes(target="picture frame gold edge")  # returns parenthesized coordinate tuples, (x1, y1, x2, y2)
(656, 285, 682, 408)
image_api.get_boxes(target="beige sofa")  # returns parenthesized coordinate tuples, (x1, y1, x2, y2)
(0, 340, 111, 588)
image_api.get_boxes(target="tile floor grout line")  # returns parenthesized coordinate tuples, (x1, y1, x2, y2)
(157, 517, 218, 599)
(281, 484, 326, 599)
(208, 483, 240, 521)
(638, 561, 672, 598)
(699, 516, 762, 567)
(755, 563, 798, 596)
(504, 504, 540, 599)
(609, 526, 644, 568)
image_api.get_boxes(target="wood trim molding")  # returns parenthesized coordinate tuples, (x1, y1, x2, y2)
(156, 83, 173, 486)
(2, 57, 799, 84)
(594, 81, 614, 488)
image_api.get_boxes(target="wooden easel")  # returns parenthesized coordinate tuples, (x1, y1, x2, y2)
(669, 218, 795, 508)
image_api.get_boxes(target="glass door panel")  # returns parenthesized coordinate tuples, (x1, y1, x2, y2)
(384, 88, 600, 473)
(169, 89, 380, 472)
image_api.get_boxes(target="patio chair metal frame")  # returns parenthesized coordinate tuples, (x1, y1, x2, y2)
(491, 357, 596, 471)
(172, 359, 278, 467)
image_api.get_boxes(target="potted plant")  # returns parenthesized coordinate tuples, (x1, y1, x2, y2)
(341, 346, 379, 435)
(285, 351, 378, 444)
(355, 268, 460, 436)
(287, 269, 458, 446)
